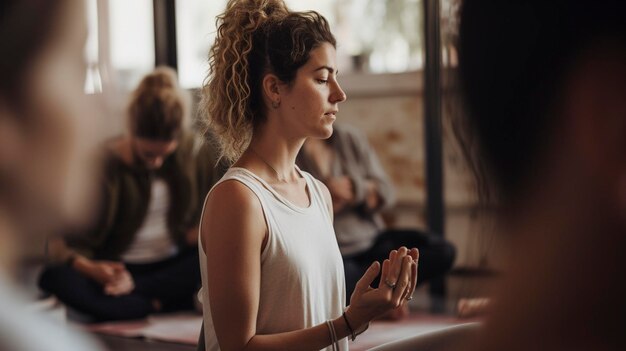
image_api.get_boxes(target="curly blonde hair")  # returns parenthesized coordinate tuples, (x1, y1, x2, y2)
(200, 0, 335, 163)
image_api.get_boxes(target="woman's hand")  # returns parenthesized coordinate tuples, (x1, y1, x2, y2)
(73, 256, 135, 295)
(345, 247, 419, 329)
(103, 268, 135, 296)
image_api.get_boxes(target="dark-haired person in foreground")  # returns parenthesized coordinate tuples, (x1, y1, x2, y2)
(460, 1, 626, 349)
(39, 67, 225, 322)
(374, 0, 626, 350)
(0, 0, 102, 349)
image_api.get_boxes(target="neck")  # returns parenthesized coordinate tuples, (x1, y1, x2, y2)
(304, 136, 326, 149)
(245, 123, 305, 183)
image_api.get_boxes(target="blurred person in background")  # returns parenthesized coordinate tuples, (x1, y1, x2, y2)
(457, 0, 626, 349)
(298, 123, 456, 313)
(39, 67, 225, 322)
(0, 0, 102, 349)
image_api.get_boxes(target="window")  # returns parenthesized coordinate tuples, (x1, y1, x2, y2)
(327, 0, 424, 73)
(176, 0, 226, 89)
(176, 0, 425, 88)
(108, 0, 155, 90)
(84, 0, 101, 94)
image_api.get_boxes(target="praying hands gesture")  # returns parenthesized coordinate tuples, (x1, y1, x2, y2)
(345, 247, 419, 332)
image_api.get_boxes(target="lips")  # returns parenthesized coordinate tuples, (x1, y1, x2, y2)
(324, 110, 338, 116)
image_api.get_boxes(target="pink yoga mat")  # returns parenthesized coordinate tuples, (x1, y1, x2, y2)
(85, 312, 202, 345)
(85, 311, 473, 349)
(350, 312, 469, 351)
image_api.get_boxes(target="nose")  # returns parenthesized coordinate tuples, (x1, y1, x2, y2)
(331, 81, 347, 103)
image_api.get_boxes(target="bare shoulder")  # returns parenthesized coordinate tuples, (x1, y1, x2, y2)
(207, 178, 261, 209)
(200, 179, 266, 250)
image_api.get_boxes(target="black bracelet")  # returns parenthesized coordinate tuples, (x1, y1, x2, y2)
(342, 311, 356, 341)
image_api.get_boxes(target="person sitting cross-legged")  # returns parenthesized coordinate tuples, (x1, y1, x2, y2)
(39, 67, 225, 322)
(298, 123, 456, 314)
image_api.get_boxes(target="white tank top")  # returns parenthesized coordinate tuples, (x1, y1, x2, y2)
(198, 167, 348, 351)
(121, 179, 178, 264)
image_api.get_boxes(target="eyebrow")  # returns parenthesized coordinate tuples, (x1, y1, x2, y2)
(314, 66, 338, 75)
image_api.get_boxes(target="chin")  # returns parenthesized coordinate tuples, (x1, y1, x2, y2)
(319, 124, 334, 139)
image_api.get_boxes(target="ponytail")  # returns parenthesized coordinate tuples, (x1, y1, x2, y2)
(200, 0, 335, 163)
(201, 0, 288, 163)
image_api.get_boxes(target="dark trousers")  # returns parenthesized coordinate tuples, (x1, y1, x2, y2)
(343, 230, 456, 301)
(39, 248, 200, 322)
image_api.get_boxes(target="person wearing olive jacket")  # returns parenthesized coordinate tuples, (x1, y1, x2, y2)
(39, 68, 226, 321)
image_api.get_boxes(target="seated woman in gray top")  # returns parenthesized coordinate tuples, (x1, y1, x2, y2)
(298, 123, 456, 302)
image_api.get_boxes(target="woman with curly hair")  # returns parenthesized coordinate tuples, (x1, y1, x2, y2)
(198, 0, 418, 350)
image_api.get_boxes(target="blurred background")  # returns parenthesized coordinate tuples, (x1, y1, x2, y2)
(5, 1, 504, 349)
(19, 0, 500, 316)
(7, 1, 624, 350)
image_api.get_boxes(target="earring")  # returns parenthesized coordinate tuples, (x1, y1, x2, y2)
(272, 100, 280, 109)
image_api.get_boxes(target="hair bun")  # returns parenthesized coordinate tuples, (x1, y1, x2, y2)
(224, 0, 288, 28)
(128, 67, 188, 140)
(219, 0, 289, 47)
(137, 66, 179, 94)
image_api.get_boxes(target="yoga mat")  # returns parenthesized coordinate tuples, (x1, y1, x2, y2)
(85, 312, 202, 345)
(350, 312, 471, 351)
(85, 311, 473, 349)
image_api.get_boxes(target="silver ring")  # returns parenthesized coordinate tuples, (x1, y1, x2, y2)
(384, 280, 396, 289)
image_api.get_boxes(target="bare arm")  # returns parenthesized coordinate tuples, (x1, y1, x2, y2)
(201, 180, 419, 351)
